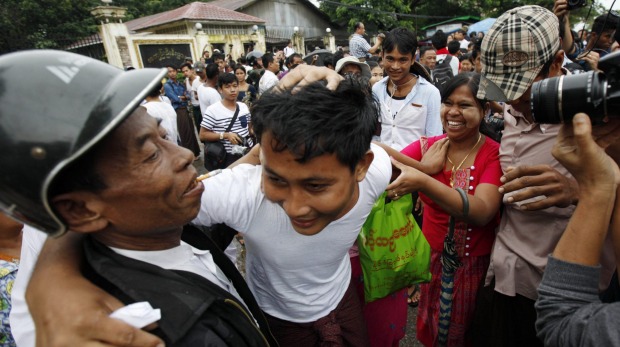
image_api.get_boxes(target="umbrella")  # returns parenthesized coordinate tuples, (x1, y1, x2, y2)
(246, 50, 264, 59)
(467, 18, 496, 35)
(303, 49, 332, 66)
(437, 187, 468, 347)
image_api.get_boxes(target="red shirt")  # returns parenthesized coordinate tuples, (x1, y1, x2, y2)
(401, 134, 502, 256)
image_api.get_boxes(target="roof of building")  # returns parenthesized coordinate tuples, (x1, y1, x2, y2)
(126, 1, 265, 31)
(206, 0, 331, 23)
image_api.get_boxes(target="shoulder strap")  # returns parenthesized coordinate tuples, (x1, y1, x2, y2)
(225, 103, 240, 133)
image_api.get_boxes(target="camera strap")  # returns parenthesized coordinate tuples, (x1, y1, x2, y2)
(224, 103, 240, 135)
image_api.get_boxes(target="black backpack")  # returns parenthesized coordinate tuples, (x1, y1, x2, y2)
(433, 54, 455, 91)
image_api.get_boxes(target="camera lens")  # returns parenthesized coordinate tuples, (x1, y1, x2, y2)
(532, 71, 607, 124)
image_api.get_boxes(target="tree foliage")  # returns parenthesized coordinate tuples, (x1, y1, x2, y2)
(0, 0, 195, 54)
(319, 0, 609, 36)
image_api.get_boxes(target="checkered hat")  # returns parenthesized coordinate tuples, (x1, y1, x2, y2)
(477, 6, 560, 102)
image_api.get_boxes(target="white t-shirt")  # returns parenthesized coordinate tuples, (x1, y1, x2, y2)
(186, 76, 202, 107)
(193, 144, 391, 322)
(143, 101, 180, 144)
(10, 225, 46, 347)
(258, 70, 279, 95)
(197, 84, 222, 118)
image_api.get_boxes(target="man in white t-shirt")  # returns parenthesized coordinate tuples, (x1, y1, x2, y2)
(258, 53, 280, 95)
(24, 66, 385, 346)
(197, 63, 222, 118)
(181, 62, 203, 129)
(194, 79, 390, 346)
(283, 41, 295, 58)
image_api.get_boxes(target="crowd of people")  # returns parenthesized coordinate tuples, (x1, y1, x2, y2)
(2, 1, 620, 347)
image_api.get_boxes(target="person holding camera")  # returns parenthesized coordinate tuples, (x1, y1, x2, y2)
(199, 73, 253, 170)
(469, 6, 617, 346)
(535, 113, 620, 347)
(555, 0, 619, 71)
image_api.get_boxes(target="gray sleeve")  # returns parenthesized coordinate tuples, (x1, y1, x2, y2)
(535, 256, 620, 347)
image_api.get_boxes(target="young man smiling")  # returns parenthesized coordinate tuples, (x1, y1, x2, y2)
(372, 27, 442, 151)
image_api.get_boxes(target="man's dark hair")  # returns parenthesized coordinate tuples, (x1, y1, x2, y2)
(382, 27, 418, 56)
(206, 63, 220, 80)
(419, 45, 435, 57)
(262, 53, 275, 68)
(252, 80, 378, 172)
(354, 22, 364, 31)
(431, 30, 448, 50)
(212, 53, 225, 62)
(287, 53, 302, 68)
(447, 40, 460, 55)
(441, 72, 485, 113)
(180, 62, 193, 70)
(237, 56, 247, 65)
(147, 82, 164, 98)
(165, 64, 177, 71)
(217, 73, 238, 88)
(322, 53, 334, 68)
(332, 50, 345, 68)
(592, 13, 619, 34)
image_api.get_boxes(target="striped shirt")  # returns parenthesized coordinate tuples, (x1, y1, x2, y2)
(349, 34, 371, 59)
(201, 101, 252, 153)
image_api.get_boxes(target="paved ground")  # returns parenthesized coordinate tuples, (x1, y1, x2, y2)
(402, 306, 424, 346)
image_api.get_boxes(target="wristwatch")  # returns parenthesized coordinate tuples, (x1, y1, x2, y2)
(219, 132, 224, 140)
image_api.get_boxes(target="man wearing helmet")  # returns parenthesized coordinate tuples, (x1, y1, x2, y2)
(0, 50, 276, 346)
(2, 51, 388, 346)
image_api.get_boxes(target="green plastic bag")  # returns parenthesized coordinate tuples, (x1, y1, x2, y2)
(357, 192, 431, 302)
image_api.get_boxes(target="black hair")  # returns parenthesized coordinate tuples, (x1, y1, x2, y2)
(212, 53, 225, 62)
(147, 82, 164, 98)
(382, 27, 418, 56)
(441, 73, 484, 109)
(206, 63, 220, 80)
(593, 13, 619, 34)
(447, 40, 461, 55)
(367, 60, 379, 69)
(323, 53, 334, 68)
(459, 53, 472, 62)
(217, 73, 238, 88)
(354, 22, 364, 31)
(165, 64, 177, 71)
(419, 46, 435, 57)
(238, 56, 247, 64)
(252, 80, 378, 172)
(431, 30, 448, 50)
(288, 53, 302, 64)
(234, 64, 247, 74)
(262, 53, 275, 68)
(616, 20, 620, 43)
(180, 62, 193, 70)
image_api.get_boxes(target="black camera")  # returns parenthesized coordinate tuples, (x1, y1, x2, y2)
(567, 0, 588, 11)
(531, 51, 620, 124)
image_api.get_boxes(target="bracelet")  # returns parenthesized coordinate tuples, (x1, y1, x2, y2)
(220, 132, 224, 140)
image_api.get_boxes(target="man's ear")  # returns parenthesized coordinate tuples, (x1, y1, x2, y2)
(354, 150, 375, 182)
(52, 192, 108, 233)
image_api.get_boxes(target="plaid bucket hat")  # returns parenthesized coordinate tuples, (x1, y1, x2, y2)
(477, 5, 560, 102)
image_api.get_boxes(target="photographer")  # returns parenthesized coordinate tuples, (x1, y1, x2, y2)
(555, 0, 618, 71)
(536, 114, 620, 347)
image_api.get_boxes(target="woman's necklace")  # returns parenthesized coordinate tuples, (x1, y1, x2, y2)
(446, 133, 482, 188)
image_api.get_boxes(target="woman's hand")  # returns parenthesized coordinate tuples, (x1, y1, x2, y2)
(386, 157, 430, 199)
(420, 138, 449, 175)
